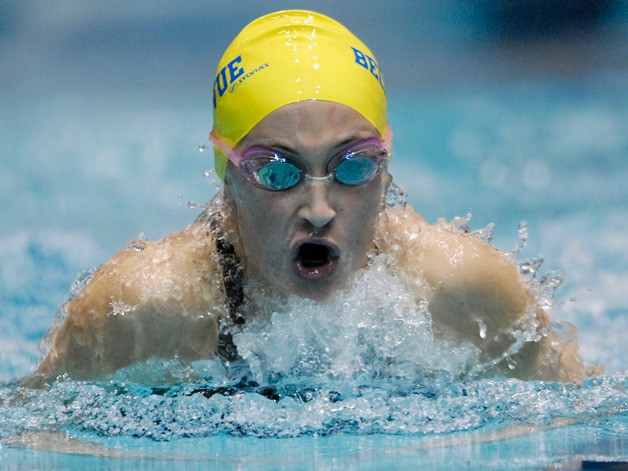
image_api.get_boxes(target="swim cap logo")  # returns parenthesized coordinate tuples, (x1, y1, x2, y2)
(213, 55, 244, 108)
(229, 63, 269, 95)
(351, 47, 384, 89)
(213, 55, 270, 108)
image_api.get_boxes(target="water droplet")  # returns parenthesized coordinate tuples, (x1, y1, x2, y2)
(471, 223, 495, 243)
(519, 257, 544, 277)
(385, 182, 408, 209)
(128, 234, 146, 251)
(477, 319, 487, 339)
(511, 221, 529, 255)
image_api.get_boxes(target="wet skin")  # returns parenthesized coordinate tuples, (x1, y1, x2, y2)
(224, 101, 391, 301)
(22, 104, 595, 385)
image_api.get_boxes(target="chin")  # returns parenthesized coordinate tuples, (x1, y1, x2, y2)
(248, 261, 354, 303)
(289, 275, 349, 303)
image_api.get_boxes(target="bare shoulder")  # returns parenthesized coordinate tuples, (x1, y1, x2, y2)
(380, 205, 591, 381)
(383, 205, 528, 328)
(383, 206, 520, 286)
(77, 222, 222, 309)
(25, 222, 226, 386)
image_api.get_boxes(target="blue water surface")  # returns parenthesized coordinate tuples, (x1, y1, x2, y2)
(1, 2, 627, 469)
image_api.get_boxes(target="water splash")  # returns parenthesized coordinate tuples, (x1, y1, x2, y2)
(385, 182, 408, 209)
(509, 221, 529, 257)
(186, 200, 204, 210)
(198, 140, 223, 195)
(471, 222, 495, 244)
(1, 215, 622, 443)
(1, 369, 625, 441)
(232, 255, 477, 386)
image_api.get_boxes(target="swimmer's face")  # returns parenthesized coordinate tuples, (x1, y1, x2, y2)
(224, 101, 391, 301)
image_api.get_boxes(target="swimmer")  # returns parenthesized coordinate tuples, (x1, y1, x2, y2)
(22, 10, 596, 388)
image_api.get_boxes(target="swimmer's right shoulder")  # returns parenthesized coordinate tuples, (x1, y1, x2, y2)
(24, 223, 226, 386)
(79, 221, 223, 313)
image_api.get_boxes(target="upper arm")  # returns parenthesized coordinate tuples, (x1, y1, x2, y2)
(381, 205, 591, 381)
(385, 206, 531, 339)
(31, 223, 225, 383)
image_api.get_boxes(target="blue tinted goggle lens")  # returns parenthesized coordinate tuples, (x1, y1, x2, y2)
(240, 140, 387, 191)
(334, 155, 380, 186)
(255, 161, 302, 191)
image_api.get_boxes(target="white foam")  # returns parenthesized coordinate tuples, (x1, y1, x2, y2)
(233, 255, 479, 386)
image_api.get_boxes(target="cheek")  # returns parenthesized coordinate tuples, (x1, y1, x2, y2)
(234, 192, 289, 259)
(348, 178, 386, 219)
(337, 180, 387, 246)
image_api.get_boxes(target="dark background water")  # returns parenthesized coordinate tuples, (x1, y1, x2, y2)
(1, 0, 626, 246)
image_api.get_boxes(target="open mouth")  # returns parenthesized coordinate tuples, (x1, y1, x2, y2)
(293, 241, 339, 280)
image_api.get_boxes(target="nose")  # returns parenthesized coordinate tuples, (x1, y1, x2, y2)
(297, 179, 336, 228)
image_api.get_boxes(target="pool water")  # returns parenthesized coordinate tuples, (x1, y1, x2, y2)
(1, 82, 626, 470)
(1, 3, 627, 470)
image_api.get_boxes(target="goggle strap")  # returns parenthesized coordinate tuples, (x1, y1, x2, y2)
(209, 130, 244, 167)
(382, 124, 393, 157)
(211, 126, 393, 166)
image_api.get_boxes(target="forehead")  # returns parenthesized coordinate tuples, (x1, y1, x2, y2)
(236, 101, 379, 152)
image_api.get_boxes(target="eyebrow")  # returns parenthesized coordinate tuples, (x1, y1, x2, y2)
(244, 136, 371, 156)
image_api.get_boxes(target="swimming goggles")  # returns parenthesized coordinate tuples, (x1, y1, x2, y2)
(210, 130, 391, 191)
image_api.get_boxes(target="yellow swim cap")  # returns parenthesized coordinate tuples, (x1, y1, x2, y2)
(211, 10, 388, 179)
